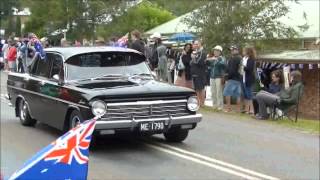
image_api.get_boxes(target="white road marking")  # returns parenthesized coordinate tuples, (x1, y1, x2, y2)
(145, 141, 280, 180)
(146, 143, 259, 180)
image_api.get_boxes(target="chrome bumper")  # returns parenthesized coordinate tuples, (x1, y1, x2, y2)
(95, 114, 202, 130)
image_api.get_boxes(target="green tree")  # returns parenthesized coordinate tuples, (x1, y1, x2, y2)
(22, 0, 128, 40)
(97, 1, 175, 39)
(148, 0, 207, 16)
(185, 0, 302, 50)
(0, 0, 21, 37)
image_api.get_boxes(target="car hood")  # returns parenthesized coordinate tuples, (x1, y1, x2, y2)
(71, 79, 195, 101)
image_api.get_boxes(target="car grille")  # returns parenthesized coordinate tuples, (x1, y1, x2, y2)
(102, 99, 191, 121)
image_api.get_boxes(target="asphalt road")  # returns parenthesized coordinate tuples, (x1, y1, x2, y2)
(1, 71, 319, 180)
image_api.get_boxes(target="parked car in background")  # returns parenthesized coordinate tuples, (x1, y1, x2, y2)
(7, 47, 202, 142)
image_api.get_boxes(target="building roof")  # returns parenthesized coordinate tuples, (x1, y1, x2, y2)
(146, 1, 319, 38)
(145, 12, 197, 35)
(258, 50, 320, 64)
(45, 46, 142, 60)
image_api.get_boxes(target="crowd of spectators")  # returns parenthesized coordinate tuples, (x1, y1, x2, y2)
(0, 31, 303, 120)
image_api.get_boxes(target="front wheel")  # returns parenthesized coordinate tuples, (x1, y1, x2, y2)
(68, 110, 84, 130)
(19, 99, 37, 126)
(164, 129, 189, 142)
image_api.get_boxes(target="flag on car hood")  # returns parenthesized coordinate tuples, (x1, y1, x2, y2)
(9, 118, 97, 180)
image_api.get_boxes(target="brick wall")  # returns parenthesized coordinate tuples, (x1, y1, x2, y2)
(303, 40, 320, 50)
(299, 66, 320, 120)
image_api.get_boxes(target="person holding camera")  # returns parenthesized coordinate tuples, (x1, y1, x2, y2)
(175, 43, 193, 89)
(207, 45, 226, 110)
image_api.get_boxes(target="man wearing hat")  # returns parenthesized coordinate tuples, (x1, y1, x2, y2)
(149, 32, 162, 71)
(223, 45, 243, 112)
(207, 45, 226, 110)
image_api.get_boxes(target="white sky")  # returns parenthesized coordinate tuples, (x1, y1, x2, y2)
(280, 0, 320, 38)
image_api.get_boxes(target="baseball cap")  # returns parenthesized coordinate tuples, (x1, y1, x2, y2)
(213, 45, 223, 52)
(229, 45, 239, 50)
(150, 32, 161, 39)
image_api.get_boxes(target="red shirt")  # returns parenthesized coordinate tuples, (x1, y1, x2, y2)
(7, 47, 17, 61)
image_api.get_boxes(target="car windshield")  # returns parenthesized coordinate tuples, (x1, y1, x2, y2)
(65, 52, 152, 81)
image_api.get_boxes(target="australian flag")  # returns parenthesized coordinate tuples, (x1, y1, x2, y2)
(9, 118, 97, 180)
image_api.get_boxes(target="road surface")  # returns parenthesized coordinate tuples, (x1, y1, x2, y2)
(1, 72, 319, 179)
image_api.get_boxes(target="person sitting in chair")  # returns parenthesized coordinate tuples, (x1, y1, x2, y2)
(253, 69, 284, 115)
(255, 70, 303, 120)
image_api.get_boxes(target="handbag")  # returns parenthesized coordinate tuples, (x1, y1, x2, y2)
(177, 56, 185, 70)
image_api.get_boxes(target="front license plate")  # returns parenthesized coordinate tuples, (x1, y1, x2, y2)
(140, 121, 165, 132)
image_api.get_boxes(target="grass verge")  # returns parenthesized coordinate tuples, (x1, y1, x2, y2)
(200, 106, 320, 135)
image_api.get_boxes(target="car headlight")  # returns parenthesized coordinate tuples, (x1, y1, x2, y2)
(187, 96, 199, 111)
(91, 100, 107, 117)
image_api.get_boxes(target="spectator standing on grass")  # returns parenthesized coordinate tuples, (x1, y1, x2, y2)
(190, 40, 207, 106)
(149, 32, 162, 71)
(156, 38, 168, 82)
(18, 34, 30, 73)
(130, 30, 145, 54)
(207, 45, 226, 110)
(255, 70, 303, 120)
(175, 43, 193, 89)
(2, 39, 10, 72)
(7, 39, 17, 72)
(242, 47, 256, 114)
(223, 45, 242, 112)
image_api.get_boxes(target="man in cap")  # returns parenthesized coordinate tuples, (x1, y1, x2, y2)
(223, 45, 242, 112)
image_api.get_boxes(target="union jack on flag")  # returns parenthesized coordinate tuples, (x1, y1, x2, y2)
(9, 118, 97, 180)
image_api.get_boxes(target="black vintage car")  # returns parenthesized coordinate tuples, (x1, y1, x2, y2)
(7, 47, 202, 142)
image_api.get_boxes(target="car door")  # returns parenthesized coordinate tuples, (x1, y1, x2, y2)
(42, 53, 68, 129)
(29, 56, 51, 124)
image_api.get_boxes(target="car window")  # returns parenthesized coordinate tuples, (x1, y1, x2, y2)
(29, 57, 39, 75)
(65, 52, 150, 80)
(49, 54, 63, 78)
(66, 52, 145, 67)
(34, 56, 50, 78)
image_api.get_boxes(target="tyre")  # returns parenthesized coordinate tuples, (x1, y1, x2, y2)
(68, 110, 84, 130)
(164, 128, 189, 142)
(18, 99, 37, 126)
(68, 110, 97, 149)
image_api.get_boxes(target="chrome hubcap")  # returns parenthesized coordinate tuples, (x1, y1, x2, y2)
(20, 102, 27, 121)
(71, 116, 81, 128)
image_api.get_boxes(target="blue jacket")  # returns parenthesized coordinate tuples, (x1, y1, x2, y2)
(207, 56, 225, 79)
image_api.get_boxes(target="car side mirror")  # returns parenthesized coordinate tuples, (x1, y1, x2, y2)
(53, 74, 59, 81)
(151, 71, 157, 79)
(53, 74, 64, 85)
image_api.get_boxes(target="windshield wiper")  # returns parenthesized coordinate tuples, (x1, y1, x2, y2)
(129, 73, 153, 79)
(94, 74, 127, 80)
(75, 74, 127, 82)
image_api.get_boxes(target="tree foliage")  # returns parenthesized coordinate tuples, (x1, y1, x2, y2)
(148, 0, 206, 16)
(0, 0, 21, 37)
(185, 0, 301, 50)
(22, 0, 129, 40)
(97, 1, 175, 39)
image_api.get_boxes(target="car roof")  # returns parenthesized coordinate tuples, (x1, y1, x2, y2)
(45, 46, 143, 61)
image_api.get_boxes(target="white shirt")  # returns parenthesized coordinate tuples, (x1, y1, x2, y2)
(242, 56, 249, 83)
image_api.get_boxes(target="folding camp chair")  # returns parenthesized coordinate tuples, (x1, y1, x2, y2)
(271, 86, 303, 122)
